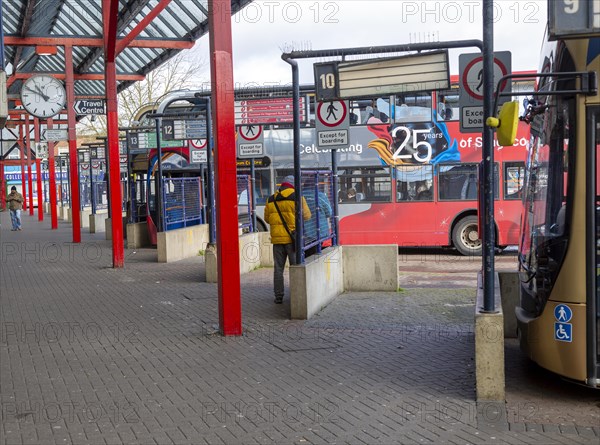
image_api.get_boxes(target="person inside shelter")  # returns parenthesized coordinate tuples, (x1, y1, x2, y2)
(302, 180, 333, 257)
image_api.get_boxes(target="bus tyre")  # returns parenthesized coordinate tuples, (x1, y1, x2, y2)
(257, 220, 268, 232)
(452, 216, 482, 256)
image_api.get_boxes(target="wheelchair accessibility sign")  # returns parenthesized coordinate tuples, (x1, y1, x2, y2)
(554, 304, 573, 342)
(555, 323, 572, 342)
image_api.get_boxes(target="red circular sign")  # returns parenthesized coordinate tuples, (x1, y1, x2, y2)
(317, 100, 347, 127)
(462, 56, 509, 102)
(190, 139, 207, 149)
(239, 125, 262, 141)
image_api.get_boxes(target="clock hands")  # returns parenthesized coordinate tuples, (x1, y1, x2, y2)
(23, 86, 50, 102)
(33, 85, 50, 101)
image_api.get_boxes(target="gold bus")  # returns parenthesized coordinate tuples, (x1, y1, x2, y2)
(516, 30, 599, 387)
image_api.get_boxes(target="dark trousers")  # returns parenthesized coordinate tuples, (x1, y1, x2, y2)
(273, 243, 296, 298)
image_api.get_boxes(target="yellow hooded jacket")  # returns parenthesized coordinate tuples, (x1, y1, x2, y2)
(264, 187, 311, 245)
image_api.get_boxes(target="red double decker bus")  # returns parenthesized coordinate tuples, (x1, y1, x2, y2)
(262, 77, 531, 255)
(135, 77, 532, 255)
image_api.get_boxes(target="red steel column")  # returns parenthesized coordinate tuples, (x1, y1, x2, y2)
(19, 124, 27, 210)
(103, 0, 124, 267)
(36, 159, 43, 221)
(48, 118, 58, 229)
(26, 115, 34, 215)
(64, 45, 81, 243)
(34, 118, 43, 221)
(209, 0, 242, 335)
(0, 163, 5, 210)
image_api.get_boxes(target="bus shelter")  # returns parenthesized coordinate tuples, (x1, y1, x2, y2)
(1, 0, 250, 264)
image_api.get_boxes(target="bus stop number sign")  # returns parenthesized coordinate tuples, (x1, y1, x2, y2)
(314, 62, 340, 101)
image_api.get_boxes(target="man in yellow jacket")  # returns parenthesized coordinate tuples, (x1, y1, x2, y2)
(264, 175, 311, 304)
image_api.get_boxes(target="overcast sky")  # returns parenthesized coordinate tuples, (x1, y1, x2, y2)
(191, 0, 548, 87)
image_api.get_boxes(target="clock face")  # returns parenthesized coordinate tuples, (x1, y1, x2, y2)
(20, 75, 66, 118)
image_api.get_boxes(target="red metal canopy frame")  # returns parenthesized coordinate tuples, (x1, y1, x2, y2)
(3, 0, 246, 335)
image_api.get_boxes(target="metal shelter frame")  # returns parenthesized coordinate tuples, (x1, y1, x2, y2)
(281, 13, 498, 312)
(2, 0, 245, 334)
(1, 0, 250, 269)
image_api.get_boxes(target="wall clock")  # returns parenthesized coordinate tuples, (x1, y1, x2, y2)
(20, 75, 66, 118)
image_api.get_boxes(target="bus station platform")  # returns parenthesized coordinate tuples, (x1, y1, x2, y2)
(1, 211, 598, 445)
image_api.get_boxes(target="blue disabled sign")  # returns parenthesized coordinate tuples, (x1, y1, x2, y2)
(554, 304, 572, 323)
(555, 323, 572, 342)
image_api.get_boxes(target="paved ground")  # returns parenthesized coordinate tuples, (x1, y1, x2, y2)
(1, 210, 599, 444)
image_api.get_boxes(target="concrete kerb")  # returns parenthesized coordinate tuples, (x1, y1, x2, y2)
(89, 212, 108, 233)
(205, 231, 271, 282)
(475, 271, 505, 401)
(105, 215, 126, 241)
(204, 241, 399, 319)
(342, 244, 399, 291)
(80, 209, 91, 229)
(127, 221, 151, 249)
(157, 224, 209, 263)
(59, 205, 70, 221)
(290, 246, 344, 319)
(289, 244, 399, 320)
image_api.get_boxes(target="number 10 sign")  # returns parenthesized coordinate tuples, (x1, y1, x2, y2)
(314, 62, 340, 101)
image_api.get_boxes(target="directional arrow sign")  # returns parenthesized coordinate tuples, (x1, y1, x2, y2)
(74, 99, 105, 115)
(44, 129, 68, 141)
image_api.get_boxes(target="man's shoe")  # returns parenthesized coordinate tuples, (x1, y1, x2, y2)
(274, 297, 283, 304)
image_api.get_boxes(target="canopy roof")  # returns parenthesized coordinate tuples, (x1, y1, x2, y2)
(2, 0, 252, 100)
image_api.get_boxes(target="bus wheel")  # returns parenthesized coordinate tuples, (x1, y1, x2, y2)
(452, 215, 482, 256)
(257, 220, 268, 232)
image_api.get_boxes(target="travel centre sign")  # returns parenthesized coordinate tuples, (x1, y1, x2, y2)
(73, 99, 105, 115)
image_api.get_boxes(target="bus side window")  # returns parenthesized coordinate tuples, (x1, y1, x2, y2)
(435, 89, 459, 121)
(438, 164, 478, 200)
(339, 168, 392, 203)
(395, 93, 433, 123)
(396, 165, 433, 201)
(504, 162, 525, 200)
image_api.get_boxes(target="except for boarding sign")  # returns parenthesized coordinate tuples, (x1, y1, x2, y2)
(315, 100, 349, 149)
(237, 125, 264, 158)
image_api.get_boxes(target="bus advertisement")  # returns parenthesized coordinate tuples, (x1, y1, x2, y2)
(254, 118, 528, 255)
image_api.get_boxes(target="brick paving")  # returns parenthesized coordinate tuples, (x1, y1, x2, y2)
(1, 210, 599, 444)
